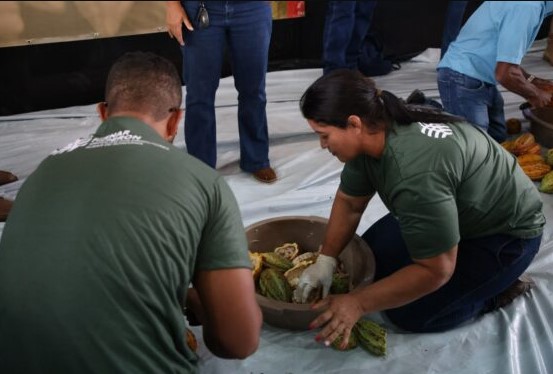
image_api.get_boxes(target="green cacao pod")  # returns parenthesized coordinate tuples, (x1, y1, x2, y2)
(329, 273, 350, 295)
(259, 268, 293, 302)
(261, 252, 293, 272)
(539, 170, 553, 193)
(331, 333, 358, 351)
(353, 319, 387, 357)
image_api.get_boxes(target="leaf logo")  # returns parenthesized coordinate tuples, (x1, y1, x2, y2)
(418, 122, 453, 139)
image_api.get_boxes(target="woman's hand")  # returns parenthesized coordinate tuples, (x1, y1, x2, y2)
(309, 293, 365, 350)
(166, 1, 193, 46)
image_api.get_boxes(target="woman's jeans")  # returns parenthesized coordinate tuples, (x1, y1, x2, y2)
(437, 67, 507, 142)
(181, 1, 272, 171)
(362, 213, 541, 332)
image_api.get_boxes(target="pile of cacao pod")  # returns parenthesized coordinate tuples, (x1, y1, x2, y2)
(249, 243, 350, 304)
(501, 132, 553, 186)
(249, 243, 388, 356)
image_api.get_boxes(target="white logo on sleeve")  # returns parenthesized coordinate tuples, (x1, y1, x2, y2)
(418, 122, 453, 139)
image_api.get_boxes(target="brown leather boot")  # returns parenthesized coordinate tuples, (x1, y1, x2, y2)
(481, 275, 536, 314)
(0, 197, 14, 222)
(0, 170, 18, 186)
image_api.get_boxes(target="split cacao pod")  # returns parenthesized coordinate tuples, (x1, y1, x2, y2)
(259, 268, 293, 302)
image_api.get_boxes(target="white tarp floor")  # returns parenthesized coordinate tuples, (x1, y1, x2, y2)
(1, 40, 552, 374)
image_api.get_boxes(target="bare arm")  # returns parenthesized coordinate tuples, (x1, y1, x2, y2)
(321, 188, 371, 258)
(310, 245, 458, 345)
(495, 62, 553, 108)
(190, 268, 262, 359)
(165, 1, 193, 46)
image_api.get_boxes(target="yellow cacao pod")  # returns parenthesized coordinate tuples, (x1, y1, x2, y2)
(513, 133, 537, 155)
(524, 143, 542, 155)
(501, 140, 516, 154)
(249, 252, 263, 280)
(521, 162, 552, 181)
(517, 154, 545, 166)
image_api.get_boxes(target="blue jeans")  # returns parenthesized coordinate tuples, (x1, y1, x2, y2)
(322, 1, 377, 74)
(437, 67, 507, 142)
(362, 213, 541, 332)
(181, 1, 272, 171)
(441, 1, 469, 58)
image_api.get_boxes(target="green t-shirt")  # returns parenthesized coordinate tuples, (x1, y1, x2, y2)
(340, 121, 545, 259)
(0, 117, 251, 373)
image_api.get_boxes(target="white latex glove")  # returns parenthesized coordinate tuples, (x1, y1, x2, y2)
(297, 254, 337, 303)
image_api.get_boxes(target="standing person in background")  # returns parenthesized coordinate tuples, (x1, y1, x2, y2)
(165, 1, 277, 183)
(440, 1, 469, 58)
(438, 1, 553, 143)
(322, 1, 393, 77)
(0, 51, 262, 373)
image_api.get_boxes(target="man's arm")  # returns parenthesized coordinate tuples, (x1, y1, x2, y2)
(495, 62, 553, 108)
(191, 268, 262, 359)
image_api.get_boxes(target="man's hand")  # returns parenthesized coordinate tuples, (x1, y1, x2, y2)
(166, 1, 193, 46)
(296, 254, 337, 303)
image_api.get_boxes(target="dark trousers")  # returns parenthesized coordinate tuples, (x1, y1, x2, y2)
(362, 213, 541, 332)
(181, 1, 272, 171)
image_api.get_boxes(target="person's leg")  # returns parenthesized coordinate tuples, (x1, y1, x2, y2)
(437, 68, 491, 133)
(362, 213, 541, 332)
(486, 86, 507, 143)
(346, 1, 376, 70)
(226, 1, 272, 174)
(322, 1, 357, 74)
(386, 234, 541, 332)
(181, 1, 226, 168)
(441, 1, 469, 58)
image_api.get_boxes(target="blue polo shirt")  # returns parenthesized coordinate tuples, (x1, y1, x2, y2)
(438, 1, 553, 84)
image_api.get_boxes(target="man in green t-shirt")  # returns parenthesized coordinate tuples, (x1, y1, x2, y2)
(0, 52, 262, 373)
(296, 70, 544, 349)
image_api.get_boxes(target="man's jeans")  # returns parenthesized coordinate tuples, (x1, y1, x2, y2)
(437, 67, 507, 142)
(322, 1, 377, 74)
(362, 213, 541, 332)
(181, 1, 272, 171)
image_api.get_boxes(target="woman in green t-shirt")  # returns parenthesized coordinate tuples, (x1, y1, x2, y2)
(296, 69, 544, 349)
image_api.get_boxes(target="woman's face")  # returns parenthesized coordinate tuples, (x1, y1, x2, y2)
(307, 119, 362, 162)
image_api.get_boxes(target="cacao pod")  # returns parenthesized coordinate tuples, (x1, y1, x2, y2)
(331, 333, 358, 351)
(500, 140, 516, 154)
(259, 268, 293, 302)
(517, 154, 545, 166)
(249, 252, 263, 280)
(539, 171, 553, 193)
(329, 272, 350, 295)
(292, 251, 318, 266)
(274, 242, 299, 261)
(353, 319, 387, 357)
(505, 118, 522, 135)
(524, 143, 542, 155)
(521, 162, 551, 181)
(186, 329, 198, 352)
(261, 252, 293, 271)
(512, 133, 536, 155)
(546, 149, 553, 166)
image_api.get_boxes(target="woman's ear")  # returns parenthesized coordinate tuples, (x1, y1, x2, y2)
(346, 115, 363, 132)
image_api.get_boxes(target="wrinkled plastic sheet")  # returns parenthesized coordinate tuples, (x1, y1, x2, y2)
(1, 41, 552, 374)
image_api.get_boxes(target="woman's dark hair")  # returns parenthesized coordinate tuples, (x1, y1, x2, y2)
(299, 69, 463, 131)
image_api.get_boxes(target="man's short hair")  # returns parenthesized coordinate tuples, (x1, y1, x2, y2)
(105, 51, 182, 121)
